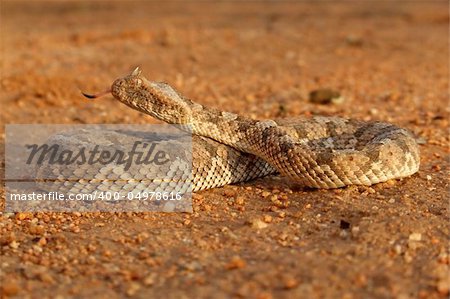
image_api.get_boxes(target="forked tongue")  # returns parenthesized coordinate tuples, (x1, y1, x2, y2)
(82, 67, 140, 99)
(81, 89, 111, 99)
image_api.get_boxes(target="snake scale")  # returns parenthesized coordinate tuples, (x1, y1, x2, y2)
(38, 68, 420, 194)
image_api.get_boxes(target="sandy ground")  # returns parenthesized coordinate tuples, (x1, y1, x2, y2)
(1, 1, 449, 298)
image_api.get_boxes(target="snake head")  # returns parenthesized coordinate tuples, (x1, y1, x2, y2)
(111, 67, 192, 124)
(111, 67, 143, 101)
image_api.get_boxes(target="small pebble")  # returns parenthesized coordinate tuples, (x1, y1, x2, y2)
(71, 227, 81, 233)
(263, 215, 273, 223)
(29, 224, 45, 235)
(9, 241, 19, 249)
(126, 282, 141, 297)
(416, 137, 427, 145)
(345, 34, 364, 47)
(369, 108, 379, 115)
(278, 233, 288, 241)
(283, 276, 299, 289)
(385, 179, 397, 186)
(437, 278, 450, 296)
(277, 211, 286, 218)
(248, 218, 268, 229)
(437, 252, 449, 264)
(404, 252, 413, 263)
(2, 281, 20, 296)
(15, 212, 33, 220)
(261, 191, 271, 198)
(351, 226, 360, 237)
(309, 88, 344, 105)
(143, 273, 156, 286)
(225, 256, 246, 270)
(409, 233, 422, 241)
(39, 272, 55, 284)
(38, 237, 47, 246)
(235, 197, 245, 205)
(3, 213, 15, 219)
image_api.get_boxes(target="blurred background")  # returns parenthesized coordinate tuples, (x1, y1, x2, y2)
(2, 1, 447, 125)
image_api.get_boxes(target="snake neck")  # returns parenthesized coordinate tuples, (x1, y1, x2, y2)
(111, 73, 267, 151)
(186, 101, 280, 153)
(138, 82, 259, 149)
(145, 84, 277, 153)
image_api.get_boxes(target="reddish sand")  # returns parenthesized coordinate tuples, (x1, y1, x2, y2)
(1, 2, 449, 298)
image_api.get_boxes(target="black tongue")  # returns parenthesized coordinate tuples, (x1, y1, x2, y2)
(81, 92, 97, 99)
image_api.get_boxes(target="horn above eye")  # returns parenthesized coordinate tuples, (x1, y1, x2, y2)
(131, 66, 141, 76)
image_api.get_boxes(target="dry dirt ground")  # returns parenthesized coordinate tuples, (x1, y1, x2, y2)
(1, 1, 449, 298)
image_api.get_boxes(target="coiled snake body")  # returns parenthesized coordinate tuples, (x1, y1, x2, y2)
(40, 68, 420, 193)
